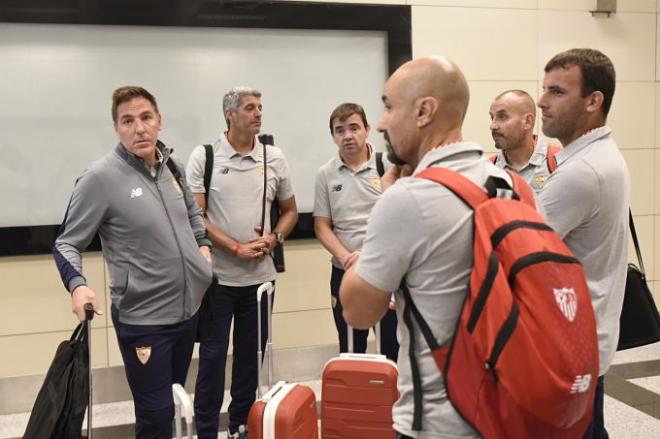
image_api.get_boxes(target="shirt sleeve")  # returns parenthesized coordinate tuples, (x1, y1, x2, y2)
(185, 145, 207, 194)
(52, 170, 108, 293)
(539, 160, 597, 239)
(313, 168, 331, 218)
(355, 183, 422, 293)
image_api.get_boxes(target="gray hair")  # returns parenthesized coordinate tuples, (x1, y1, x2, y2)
(222, 86, 262, 128)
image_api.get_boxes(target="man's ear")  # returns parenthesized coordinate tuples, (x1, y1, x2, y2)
(522, 112, 535, 130)
(416, 97, 438, 128)
(586, 91, 604, 114)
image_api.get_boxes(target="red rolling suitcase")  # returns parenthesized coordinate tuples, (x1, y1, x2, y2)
(247, 282, 319, 439)
(321, 324, 399, 438)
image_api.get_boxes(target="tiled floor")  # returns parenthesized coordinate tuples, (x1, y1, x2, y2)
(2, 346, 659, 438)
(603, 343, 660, 437)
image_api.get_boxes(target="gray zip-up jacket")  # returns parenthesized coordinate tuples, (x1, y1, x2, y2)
(53, 142, 213, 325)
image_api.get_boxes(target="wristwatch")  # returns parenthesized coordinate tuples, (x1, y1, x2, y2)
(274, 231, 284, 245)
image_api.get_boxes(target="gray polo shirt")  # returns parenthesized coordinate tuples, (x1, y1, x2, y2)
(356, 142, 512, 438)
(539, 126, 629, 377)
(493, 136, 557, 192)
(313, 147, 390, 267)
(186, 134, 295, 287)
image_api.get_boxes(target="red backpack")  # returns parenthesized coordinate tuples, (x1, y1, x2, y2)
(401, 167, 598, 439)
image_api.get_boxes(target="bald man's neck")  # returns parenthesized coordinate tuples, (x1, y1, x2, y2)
(412, 126, 463, 168)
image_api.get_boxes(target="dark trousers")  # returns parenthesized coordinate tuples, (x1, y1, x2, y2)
(395, 433, 413, 439)
(194, 282, 273, 437)
(331, 265, 399, 361)
(583, 375, 608, 439)
(111, 307, 198, 439)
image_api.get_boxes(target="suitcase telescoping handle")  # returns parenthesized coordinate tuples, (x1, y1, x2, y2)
(347, 322, 381, 355)
(84, 303, 95, 322)
(256, 282, 274, 399)
(172, 383, 194, 439)
(84, 303, 94, 439)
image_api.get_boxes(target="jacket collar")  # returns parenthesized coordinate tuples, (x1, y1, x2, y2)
(115, 140, 171, 175)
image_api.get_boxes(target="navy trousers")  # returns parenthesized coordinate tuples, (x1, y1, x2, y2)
(194, 282, 273, 437)
(331, 265, 399, 361)
(111, 307, 198, 439)
(583, 375, 609, 439)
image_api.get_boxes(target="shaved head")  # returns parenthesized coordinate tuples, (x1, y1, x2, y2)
(393, 56, 470, 125)
(378, 55, 470, 167)
(493, 90, 535, 115)
(489, 89, 537, 155)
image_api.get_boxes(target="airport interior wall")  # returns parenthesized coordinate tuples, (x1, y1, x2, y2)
(1, 0, 658, 414)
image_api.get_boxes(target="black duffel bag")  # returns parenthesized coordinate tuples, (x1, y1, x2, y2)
(617, 211, 660, 351)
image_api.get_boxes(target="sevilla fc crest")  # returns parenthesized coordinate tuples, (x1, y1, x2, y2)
(554, 288, 578, 322)
(136, 346, 152, 365)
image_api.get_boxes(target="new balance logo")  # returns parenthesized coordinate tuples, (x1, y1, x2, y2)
(130, 187, 143, 198)
(333, 184, 343, 192)
(554, 287, 577, 322)
(570, 374, 592, 394)
(221, 167, 229, 175)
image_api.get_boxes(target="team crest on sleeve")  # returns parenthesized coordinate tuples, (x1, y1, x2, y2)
(553, 287, 578, 322)
(135, 346, 152, 365)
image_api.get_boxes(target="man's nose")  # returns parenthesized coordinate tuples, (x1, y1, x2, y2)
(538, 93, 548, 109)
(377, 115, 386, 133)
(135, 119, 146, 132)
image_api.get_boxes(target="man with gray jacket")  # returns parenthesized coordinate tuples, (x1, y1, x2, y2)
(53, 86, 213, 439)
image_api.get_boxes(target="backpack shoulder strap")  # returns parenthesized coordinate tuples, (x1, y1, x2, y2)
(546, 144, 561, 174)
(165, 157, 183, 184)
(415, 167, 488, 210)
(203, 144, 213, 207)
(375, 151, 385, 177)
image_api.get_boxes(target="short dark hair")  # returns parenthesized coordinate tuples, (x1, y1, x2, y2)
(544, 48, 616, 117)
(329, 103, 368, 134)
(112, 86, 159, 122)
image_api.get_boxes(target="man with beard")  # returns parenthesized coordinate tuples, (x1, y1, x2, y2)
(537, 48, 629, 439)
(339, 55, 519, 438)
(489, 89, 560, 191)
(186, 86, 298, 439)
(313, 102, 398, 361)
